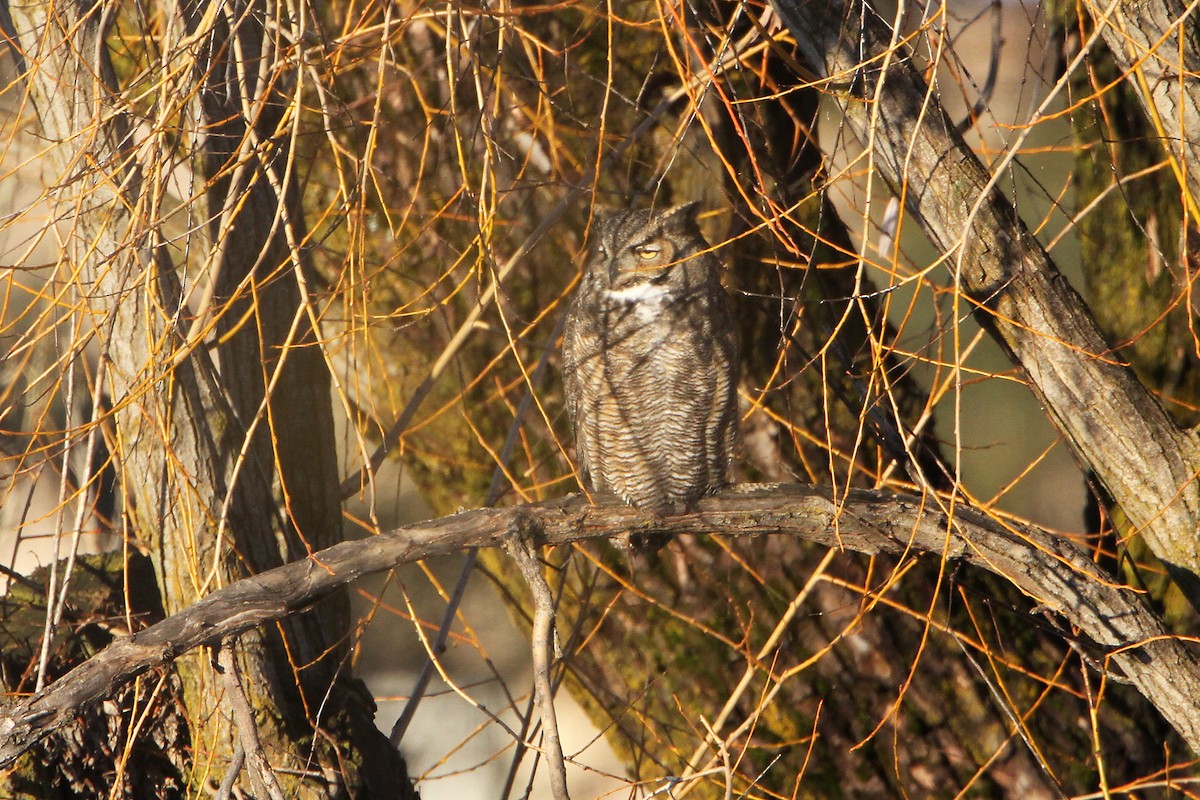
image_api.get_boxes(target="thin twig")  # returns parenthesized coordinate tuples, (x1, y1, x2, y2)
(214, 643, 287, 800)
(36, 317, 81, 691)
(949, 629, 1068, 798)
(389, 313, 567, 745)
(215, 742, 247, 800)
(505, 530, 571, 800)
(498, 680, 541, 800)
(386, 547, 478, 746)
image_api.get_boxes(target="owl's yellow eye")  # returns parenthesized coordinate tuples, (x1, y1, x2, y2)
(634, 244, 662, 260)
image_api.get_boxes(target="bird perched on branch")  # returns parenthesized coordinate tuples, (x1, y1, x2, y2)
(562, 203, 739, 552)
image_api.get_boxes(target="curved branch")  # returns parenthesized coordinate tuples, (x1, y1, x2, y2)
(0, 484, 1197, 764)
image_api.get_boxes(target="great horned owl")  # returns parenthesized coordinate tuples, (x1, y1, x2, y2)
(561, 203, 739, 525)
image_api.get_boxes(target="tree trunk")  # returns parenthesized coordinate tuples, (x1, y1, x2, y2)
(4, 0, 409, 795)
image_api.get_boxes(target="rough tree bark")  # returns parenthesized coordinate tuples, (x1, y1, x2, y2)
(1088, 0, 1200, 208)
(3, 0, 406, 795)
(1050, 0, 1200, 627)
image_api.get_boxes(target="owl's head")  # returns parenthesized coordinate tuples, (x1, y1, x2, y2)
(587, 203, 713, 291)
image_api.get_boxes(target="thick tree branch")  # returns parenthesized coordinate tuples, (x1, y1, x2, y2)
(1, 484, 1197, 765)
(770, 0, 1200, 585)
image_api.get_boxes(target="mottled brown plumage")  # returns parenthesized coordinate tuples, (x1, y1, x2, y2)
(562, 204, 739, 535)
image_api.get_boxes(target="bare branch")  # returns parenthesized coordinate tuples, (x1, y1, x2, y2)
(214, 644, 286, 800)
(506, 530, 572, 800)
(1, 484, 1197, 765)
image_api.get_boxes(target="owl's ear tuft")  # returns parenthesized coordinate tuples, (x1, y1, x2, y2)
(661, 201, 702, 227)
(591, 207, 619, 232)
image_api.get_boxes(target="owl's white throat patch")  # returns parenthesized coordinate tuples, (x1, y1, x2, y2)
(603, 282, 673, 304)
(604, 282, 675, 324)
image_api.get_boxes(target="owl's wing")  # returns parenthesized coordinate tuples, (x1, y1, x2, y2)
(704, 289, 740, 485)
(561, 298, 598, 491)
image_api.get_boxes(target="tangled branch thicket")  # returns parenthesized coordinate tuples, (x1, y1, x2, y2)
(2, 1, 1200, 798)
